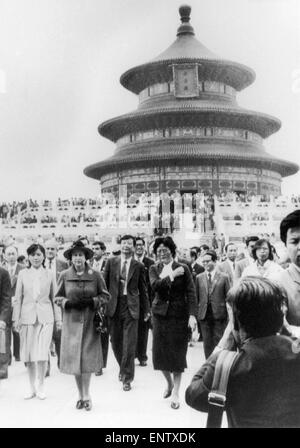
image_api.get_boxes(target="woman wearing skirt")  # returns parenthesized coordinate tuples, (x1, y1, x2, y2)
(13, 244, 61, 399)
(149, 237, 197, 410)
(55, 240, 110, 411)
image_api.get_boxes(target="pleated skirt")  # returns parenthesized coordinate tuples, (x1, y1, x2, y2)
(20, 321, 53, 362)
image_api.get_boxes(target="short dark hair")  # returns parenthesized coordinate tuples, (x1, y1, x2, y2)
(27, 244, 46, 268)
(227, 276, 285, 337)
(225, 242, 236, 252)
(252, 239, 273, 261)
(135, 237, 145, 246)
(78, 236, 89, 246)
(92, 241, 106, 251)
(17, 255, 26, 263)
(200, 244, 209, 252)
(190, 250, 197, 261)
(153, 236, 176, 257)
(245, 236, 259, 247)
(190, 246, 200, 255)
(120, 234, 136, 246)
(280, 210, 300, 244)
(203, 249, 217, 262)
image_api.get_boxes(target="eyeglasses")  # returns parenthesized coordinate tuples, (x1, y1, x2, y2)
(46, 248, 55, 250)
(157, 248, 171, 254)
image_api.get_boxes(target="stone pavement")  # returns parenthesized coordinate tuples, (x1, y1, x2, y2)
(0, 338, 227, 428)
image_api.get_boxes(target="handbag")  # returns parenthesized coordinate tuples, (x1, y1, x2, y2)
(93, 306, 108, 334)
(206, 349, 239, 428)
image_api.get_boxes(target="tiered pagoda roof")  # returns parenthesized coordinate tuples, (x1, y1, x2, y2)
(120, 5, 255, 93)
(84, 5, 298, 181)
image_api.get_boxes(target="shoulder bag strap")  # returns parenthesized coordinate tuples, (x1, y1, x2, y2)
(206, 349, 239, 428)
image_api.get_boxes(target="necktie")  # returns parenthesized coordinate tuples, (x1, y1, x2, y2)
(233, 261, 236, 271)
(49, 259, 52, 269)
(121, 260, 127, 281)
(208, 273, 212, 287)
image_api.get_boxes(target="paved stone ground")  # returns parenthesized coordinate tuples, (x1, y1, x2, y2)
(0, 337, 227, 428)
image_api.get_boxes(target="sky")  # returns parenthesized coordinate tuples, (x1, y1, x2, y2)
(0, 0, 299, 202)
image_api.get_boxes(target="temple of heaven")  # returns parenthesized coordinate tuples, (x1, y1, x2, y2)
(84, 5, 298, 199)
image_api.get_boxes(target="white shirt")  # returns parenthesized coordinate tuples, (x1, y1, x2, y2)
(242, 260, 284, 282)
(7, 263, 17, 277)
(226, 259, 236, 275)
(206, 269, 216, 282)
(120, 256, 132, 295)
(135, 253, 145, 263)
(31, 266, 43, 300)
(159, 260, 174, 282)
(93, 257, 105, 271)
(45, 257, 56, 272)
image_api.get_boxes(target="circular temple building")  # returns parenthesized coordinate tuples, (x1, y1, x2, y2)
(84, 5, 298, 200)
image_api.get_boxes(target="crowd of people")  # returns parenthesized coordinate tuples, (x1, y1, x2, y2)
(0, 209, 300, 427)
(0, 198, 102, 226)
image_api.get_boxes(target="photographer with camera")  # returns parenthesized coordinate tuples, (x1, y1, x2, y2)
(185, 276, 300, 428)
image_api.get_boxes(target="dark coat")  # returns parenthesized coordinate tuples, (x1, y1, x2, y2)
(0, 267, 11, 379)
(103, 256, 149, 320)
(55, 265, 110, 375)
(191, 262, 204, 285)
(185, 335, 300, 428)
(149, 261, 197, 318)
(196, 271, 230, 321)
(0, 267, 11, 324)
(177, 257, 193, 273)
(149, 261, 197, 371)
(2, 263, 24, 297)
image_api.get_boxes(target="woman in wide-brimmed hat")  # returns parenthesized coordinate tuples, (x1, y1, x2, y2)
(55, 240, 110, 411)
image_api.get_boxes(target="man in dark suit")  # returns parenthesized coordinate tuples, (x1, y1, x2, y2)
(3, 245, 24, 362)
(91, 240, 109, 376)
(45, 239, 67, 369)
(195, 250, 230, 359)
(190, 249, 205, 280)
(103, 235, 150, 391)
(134, 237, 155, 366)
(0, 266, 11, 381)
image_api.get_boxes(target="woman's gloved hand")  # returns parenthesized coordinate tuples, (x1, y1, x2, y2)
(65, 298, 94, 311)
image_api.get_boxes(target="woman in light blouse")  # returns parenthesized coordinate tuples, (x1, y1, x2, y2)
(13, 244, 61, 399)
(242, 238, 284, 281)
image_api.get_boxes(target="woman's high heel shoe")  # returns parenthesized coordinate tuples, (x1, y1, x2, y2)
(163, 384, 174, 399)
(76, 399, 84, 409)
(83, 399, 92, 411)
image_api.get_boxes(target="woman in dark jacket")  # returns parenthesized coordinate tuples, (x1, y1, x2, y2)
(149, 236, 197, 410)
(55, 240, 110, 411)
